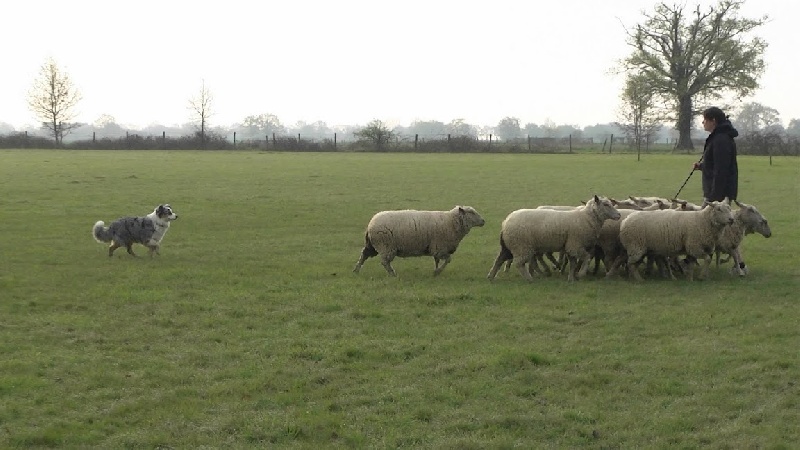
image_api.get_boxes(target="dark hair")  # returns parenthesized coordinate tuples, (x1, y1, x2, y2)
(702, 107, 729, 123)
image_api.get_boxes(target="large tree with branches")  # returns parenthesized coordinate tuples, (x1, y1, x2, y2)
(28, 58, 82, 146)
(622, 0, 768, 150)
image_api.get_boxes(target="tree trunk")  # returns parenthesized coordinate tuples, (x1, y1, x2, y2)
(675, 95, 694, 151)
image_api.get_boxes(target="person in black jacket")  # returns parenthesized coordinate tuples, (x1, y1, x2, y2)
(693, 106, 739, 201)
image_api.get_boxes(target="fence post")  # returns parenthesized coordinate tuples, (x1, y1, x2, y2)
(569, 134, 572, 153)
(162, 131, 166, 149)
(233, 131, 236, 148)
(768, 139, 772, 166)
(93, 131, 96, 144)
(334, 132, 337, 150)
(415, 134, 418, 151)
(609, 134, 614, 154)
(528, 135, 531, 152)
(272, 133, 276, 146)
(266, 135, 269, 149)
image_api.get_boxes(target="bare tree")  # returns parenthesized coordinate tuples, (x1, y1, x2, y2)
(188, 80, 213, 148)
(621, 0, 768, 150)
(616, 73, 663, 158)
(27, 58, 82, 146)
(354, 119, 395, 151)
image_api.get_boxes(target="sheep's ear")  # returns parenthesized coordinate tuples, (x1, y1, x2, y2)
(723, 197, 730, 205)
(734, 199, 743, 208)
(610, 198, 618, 205)
(457, 206, 465, 213)
(629, 196, 636, 201)
(594, 194, 600, 203)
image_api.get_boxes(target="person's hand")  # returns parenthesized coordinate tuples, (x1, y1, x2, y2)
(693, 162, 701, 170)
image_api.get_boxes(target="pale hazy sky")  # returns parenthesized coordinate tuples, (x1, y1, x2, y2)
(1, 0, 797, 129)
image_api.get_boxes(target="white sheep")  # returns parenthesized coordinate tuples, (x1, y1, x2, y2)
(670, 199, 703, 211)
(629, 196, 672, 209)
(610, 197, 644, 210)
(594, 208, 641, 274)
(611, 200, 734, 281)
(487, 195, 621, 282)
(353, 206, 485, 277)
(715, 200, 772, 276)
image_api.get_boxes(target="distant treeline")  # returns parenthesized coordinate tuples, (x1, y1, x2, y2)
(1, 130, 797, 155)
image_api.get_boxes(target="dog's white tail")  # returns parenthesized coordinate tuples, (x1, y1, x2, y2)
(92, 221, 112, 243)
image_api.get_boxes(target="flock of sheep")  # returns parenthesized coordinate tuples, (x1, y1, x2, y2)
(352, 196, 772, 281)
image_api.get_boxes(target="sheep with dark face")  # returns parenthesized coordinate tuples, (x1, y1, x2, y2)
(487, 195, 621, 282)
(353, 206, 485, 277)
(715, 200, 772, 276)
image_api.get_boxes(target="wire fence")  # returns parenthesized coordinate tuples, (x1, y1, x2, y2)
(1, 129, 797, 155)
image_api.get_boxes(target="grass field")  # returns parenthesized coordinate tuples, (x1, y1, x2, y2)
(1, 149, 798, 448)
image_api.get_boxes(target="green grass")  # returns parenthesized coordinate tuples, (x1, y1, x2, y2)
(0, 149, 798, 448)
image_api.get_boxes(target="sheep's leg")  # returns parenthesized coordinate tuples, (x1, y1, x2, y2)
(503, 259, 512, 272)
(575, 249, 593, 280)
(667, 257, 680, 280)
(353, 245, 379, 273)
(380, 251, 398, 277)
(656, 256, 677, 280)
(729, 247, 747, 276)
(125, 244, 138, 257)
(602, 248, 619, 275)
(604, 253, 627, 278)
(530, 255, 548, 276)
(546, 253, 562, 271)
(626, 250, 646, 282)
(433, 254, 451, 276)
(679, 256, 696, 281)
(147, 244, 160, 257)
(535, 253, 552, 276)
(487, 250, 512, 280)
(564, 255, 578, 282)
(592, 246, 603, 275)
(108, 241, 121, 257)
(643, 256, 657, 276)
(697, 254, 713, 280)
(515, 257, 535, 282)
